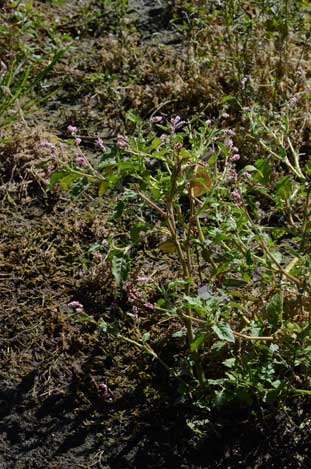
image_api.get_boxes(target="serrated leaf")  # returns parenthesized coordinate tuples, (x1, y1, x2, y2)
(212, 323, 235, 343)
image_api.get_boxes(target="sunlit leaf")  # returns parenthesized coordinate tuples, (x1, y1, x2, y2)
(98, 180, 108, 196)
(49, 170, 68, 189)
(212, 323, 235, 343)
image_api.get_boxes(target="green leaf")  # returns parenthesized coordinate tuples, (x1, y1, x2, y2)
(212, 323, 235, 343)
(267, 293, 282, 327)
(142, 332, 150, 342)
(275, 176, 293, 200)
(254, 159, 271, 185)
(190, 333, 206, 352)
(112, 254, 130, 289)
(223, 358, 236, 368)
(49, 170, 68, 190)
(98, 180, 108, 196)
(150, 137, 161, 150)
(112, 200, 125, 219)
(60, 173, 82, 190)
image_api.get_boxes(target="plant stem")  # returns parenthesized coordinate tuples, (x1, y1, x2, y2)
(300, 183, 311, 251)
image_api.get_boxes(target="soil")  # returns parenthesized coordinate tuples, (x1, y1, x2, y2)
(0, 1, 310, 468)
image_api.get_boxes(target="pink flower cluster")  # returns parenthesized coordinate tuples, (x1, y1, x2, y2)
(67, 125, 78, 134)
(116, 134, 129, 148)
(125, 281, 155, 319)
(170, 115, 186, 134)
(68, 301, 84, 313)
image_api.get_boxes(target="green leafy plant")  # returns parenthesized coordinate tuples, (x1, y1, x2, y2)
(49, 109, 310, 407)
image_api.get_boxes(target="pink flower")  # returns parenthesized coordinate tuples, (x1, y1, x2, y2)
(137, 276, 152, 283)
(75, 155, 88, 167)
(225, 137, 234, 149)
(205, 119, 212, 126)
(143, 302, 155, 310)
(150, 115, 163, 123)
(96, 137, 107, 152)
(170, 115, 186, 133)
(229, 153, 240, 162)
(116, 134, 129, 148)
(174, 142, 183, 151)
(229, 169, 238, 183)
(132, 305, 139, 319)
(41, 140, 55, 149)
(67, 125, 78, 134)
(75, 137, 82, 145)
(231, 189, 241, 203)
(68, 301, 84, 312)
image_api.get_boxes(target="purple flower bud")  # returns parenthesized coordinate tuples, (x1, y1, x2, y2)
(229, 153, 240, 162)
(229, 169, 238, 183)
(96, 137, 107, 152)
(174, 142, 183, 151)
(205, 119, 212, 126)
(231, 189, 241, 203)
(75, 155, 88, 167)
(41, 140, 55, 149)
(170, 115, 186, 133)
(68, 301, 84, 312)
(132, 305, 139, 318)
(143, 302, 155, 310)
(150, 115, 163, 123)
(116, 134, 129, 148)
(75, 137, 82, 146)
(225, 138, 234, 149)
